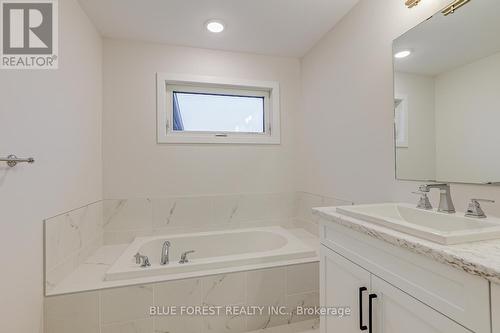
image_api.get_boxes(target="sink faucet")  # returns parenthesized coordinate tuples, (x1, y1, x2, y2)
(160, 241, 171, 265)
(412, 191, 432, 210)
(418, 183, 455, 213)
(465, 199, 495, 218)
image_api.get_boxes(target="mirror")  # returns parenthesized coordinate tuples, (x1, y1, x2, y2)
(393, 0, 500, 185)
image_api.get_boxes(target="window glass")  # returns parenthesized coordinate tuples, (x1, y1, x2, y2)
(172, 92, 265, 133)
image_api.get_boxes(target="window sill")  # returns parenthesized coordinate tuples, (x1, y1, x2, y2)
(157, 133, 281, 145)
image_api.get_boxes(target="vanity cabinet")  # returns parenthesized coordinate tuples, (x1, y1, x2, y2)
(319, 220, 491, 333)
(492, 284, 500, 333)
(320, 246, 370, 333)
(320, 247, 471, 333)
(370, 275, 470, 333)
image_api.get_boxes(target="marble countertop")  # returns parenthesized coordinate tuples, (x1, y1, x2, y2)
(47, 228, 320, 296)
(313, 206, 500, 285)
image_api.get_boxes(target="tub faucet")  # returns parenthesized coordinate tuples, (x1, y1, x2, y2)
(135, 252, 151, 267)
(135, 254, 150, 267)
(134, 252, 142, 264)
(418, 183, 455, 213)
(161, 241, 171, 265)
(179, 250, 195, 264)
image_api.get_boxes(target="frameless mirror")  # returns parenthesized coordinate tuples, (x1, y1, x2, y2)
(393, 0, 500, 185)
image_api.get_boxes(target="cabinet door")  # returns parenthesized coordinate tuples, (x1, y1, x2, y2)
(492, 283, 500, 333)
(370, 276, 471, 333)
(320, 245, 371, 333)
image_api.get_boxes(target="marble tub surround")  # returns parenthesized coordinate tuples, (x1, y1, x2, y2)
(44, 201, 104, 293)
(103, 193, 297, 245)
(44, 192, 328, 294)
(249, 319, 319, 333)
(46, 228, 318, 296)
(45, 262, 320, 333)
(314, 206, 500, 284)
(294, 192, 353, 236)
(102, 192, 352, 244)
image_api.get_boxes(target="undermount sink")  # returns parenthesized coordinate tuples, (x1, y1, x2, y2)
(336, 203, 500, 245)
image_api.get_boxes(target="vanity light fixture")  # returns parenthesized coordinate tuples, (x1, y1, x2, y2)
(206, 20, 225, 33)
(405, 0, 421, 8)
(442, 0, 471, 16)
(395, 50, 412, 59)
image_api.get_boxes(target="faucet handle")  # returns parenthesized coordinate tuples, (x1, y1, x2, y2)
(134, 252, 142, 264)
(179, 250, 195, 264)
(412, 191, 433, 210)
(471, 198, 495, 204)
(418, 185, 430, 193)
(465, 199, 495, 218)
(137, 255, 151, 267)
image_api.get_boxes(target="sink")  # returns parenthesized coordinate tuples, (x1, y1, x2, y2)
(336, 203, 500, 245)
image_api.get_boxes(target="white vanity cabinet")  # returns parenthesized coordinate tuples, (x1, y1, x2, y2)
(319, 220, 491, 333)
(320, 247, 471, 333)
(492, 284, 500, 333)
(320, 246, 370, 333)
(370, 275, 470, 333)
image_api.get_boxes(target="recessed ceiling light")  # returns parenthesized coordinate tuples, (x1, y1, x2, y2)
(206, 20, 225, 33)
(394, 50, 412, 59)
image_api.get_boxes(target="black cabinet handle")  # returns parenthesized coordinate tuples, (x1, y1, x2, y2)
(359, 287, 367, 331)
(368, 293, 378, 333)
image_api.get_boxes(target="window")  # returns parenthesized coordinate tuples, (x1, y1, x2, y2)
(172, 90, 265, 133)
(157, 73, 280, 144)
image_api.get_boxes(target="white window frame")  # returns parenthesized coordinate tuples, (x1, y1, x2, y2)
(156, 73, 281, 144)
(395, 94, 409, 148)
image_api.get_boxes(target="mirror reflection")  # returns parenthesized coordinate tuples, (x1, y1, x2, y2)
(394, 0, 500, 184)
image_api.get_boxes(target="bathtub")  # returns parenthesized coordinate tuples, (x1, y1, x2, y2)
(105, 226, 316, 281)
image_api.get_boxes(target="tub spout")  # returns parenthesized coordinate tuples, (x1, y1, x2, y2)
(161, 241, 171, 265)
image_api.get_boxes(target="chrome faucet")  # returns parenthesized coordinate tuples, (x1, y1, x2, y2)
(179, 250, 195, 264)
(418, 183, 455, 213)
(134, 253, 150, 267)
(134, 252, 142, 264)
(160, 241, 171, 265)
(412, 191, 432, 210)
(465, 199, 495, 218)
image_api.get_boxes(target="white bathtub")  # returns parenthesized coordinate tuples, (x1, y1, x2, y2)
(105, 226, 316, 281)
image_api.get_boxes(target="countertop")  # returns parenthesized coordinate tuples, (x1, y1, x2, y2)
(313, 206, 500, 284)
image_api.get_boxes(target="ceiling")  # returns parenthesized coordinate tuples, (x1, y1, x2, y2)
(77, 0, 359, 57)
(394, 0, 500, 76)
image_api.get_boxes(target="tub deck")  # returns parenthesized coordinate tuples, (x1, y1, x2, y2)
(106, 226, 316, 281)
(45, 228, 318, 296)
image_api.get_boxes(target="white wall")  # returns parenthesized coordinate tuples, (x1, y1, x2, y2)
(102, 39, 300, 198)
(395, 72, 436, 181)
(0, 0, 102, 332)
(435, 51, 500, 183)
(298, 0, 500, 216)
